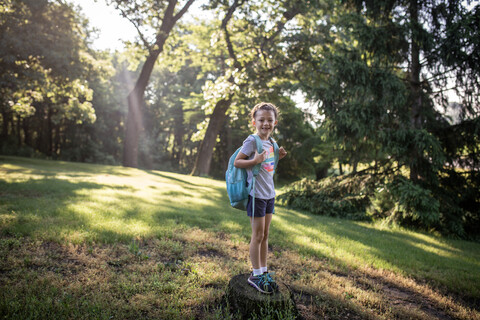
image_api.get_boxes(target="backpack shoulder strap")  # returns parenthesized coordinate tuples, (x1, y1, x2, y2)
(252, 134, 263, 153)
(251, 134, 263, 177)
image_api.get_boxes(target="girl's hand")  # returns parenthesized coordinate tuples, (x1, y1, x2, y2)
(254, 150, 267, 164)
(279, 147, 287, 160)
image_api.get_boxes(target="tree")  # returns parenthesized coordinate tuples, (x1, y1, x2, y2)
(79, 50, 127, 164)
(0, 0, 96, 158)
(191, 0, 316, 176)
(106, 0, 195, 168)
(139, 54, 206, 171)
(293, 0, 480, 236)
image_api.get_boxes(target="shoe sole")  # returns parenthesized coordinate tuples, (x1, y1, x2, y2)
(248, 278, 273, 294)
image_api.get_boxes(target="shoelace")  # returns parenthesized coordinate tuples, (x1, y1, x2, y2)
(264, 272, 276, 284)
(254, 273, 268, 288)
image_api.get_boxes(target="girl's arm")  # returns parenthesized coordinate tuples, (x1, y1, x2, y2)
(234, 150, 266, 168)
(279, 147, 287, 160)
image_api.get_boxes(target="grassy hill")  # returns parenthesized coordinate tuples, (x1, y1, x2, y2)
(1, 156, 479, 319)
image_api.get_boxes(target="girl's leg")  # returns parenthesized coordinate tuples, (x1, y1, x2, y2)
(249, 216, 265, 270)
(260, 213, 273, 269)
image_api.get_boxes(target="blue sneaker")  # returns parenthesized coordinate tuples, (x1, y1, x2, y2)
(264, 271, 278, 291)
(248, 273, 273, 294)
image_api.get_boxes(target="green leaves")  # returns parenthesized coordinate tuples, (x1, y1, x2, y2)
(278, 175, 373, 220)
(283, 0, 480, 237)
(388, 175, 440, 227)
(0, 0, 101, 159)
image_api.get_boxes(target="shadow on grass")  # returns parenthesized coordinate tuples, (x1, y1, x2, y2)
(0, 156, 132, 178)
(2, 170, 479, 282)
(0, 169, 236, 243)
(274, 208, 480, 302)
(146, 170, 201, 187)
(1, 157, 479, 310)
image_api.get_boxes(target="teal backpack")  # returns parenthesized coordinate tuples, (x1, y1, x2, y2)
(226, 134, 279, 217)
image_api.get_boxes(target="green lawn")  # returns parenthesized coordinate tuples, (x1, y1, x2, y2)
(1, 156, 479, 319)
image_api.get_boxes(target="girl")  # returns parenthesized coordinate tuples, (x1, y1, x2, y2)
(234, 102, 287, 294)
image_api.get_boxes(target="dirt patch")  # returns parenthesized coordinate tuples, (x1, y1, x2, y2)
(234, 245, 455, 319)
(266, 248, 479, 320)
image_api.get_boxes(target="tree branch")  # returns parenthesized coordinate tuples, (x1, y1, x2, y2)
(153, 0, 182, 52)
(422, 67, 458, 82)
(161, 0, 178, 31)
(173, 0, 196, 23)
(221, 0, 244, 70)
(119, 8, 152, 50)
(260, 2, 303, 66)
(430, 87, 459, 94)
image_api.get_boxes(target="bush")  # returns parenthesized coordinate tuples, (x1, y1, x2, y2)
(277, 174, 374, 220)
(278, 171, 480, 240)
(1, 140, 35, 158)
(387, 176, 440, 227)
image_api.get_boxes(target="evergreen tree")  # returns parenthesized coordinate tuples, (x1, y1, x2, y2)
(294, 0, 480, 236)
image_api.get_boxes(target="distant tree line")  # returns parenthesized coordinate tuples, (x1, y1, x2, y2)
(1, 0, 479, 239)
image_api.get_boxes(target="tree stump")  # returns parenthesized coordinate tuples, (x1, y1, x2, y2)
(226, 273, 299, 319)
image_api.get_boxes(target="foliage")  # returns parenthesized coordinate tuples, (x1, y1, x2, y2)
(0, 0, 479, 239)
(387, 175, 440, 227)
(285, 0, 480, 238)
(280, 166, 480, 239)
(0, 0, 102, 160)
(139, 58, 207, 172)
(79, 51, 127, 165)
(278, 174, 373, 220)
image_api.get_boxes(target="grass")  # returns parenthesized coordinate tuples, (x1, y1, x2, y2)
(1, 155, 479, 319)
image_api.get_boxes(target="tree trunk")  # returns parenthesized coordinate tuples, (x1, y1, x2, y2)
(1, 111, 10, 141)
(122, 0, 195, 168)
(315, 163, 330, 180)
(23, 118, 31, 147)
(226, 273, 298, 320)
(47, 107, 53, 157)
(123, 50, 163, 167)
(16, 117, 21, 147)
(191, 98, 231, 176)
(172, 104, 184, 169)
(409, 0, 422, 182)
(54, 124, 61, 157)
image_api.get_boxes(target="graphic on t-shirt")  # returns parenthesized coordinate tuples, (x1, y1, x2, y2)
(263, 146, 275, 176)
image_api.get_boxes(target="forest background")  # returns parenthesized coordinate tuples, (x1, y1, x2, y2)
(1, 0, 479, 239)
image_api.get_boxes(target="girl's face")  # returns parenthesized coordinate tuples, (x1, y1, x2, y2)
(253, 109, 277, 139)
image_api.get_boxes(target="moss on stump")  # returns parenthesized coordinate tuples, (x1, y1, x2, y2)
(226, 273, 299, 319)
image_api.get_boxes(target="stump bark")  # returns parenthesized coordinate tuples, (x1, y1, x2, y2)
(226, 273, 299, 319)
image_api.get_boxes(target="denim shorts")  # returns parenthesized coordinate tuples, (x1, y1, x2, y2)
(247, 195, 275, 218)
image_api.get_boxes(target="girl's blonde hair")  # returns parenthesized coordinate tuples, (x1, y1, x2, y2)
(250, 102, 279, 120)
